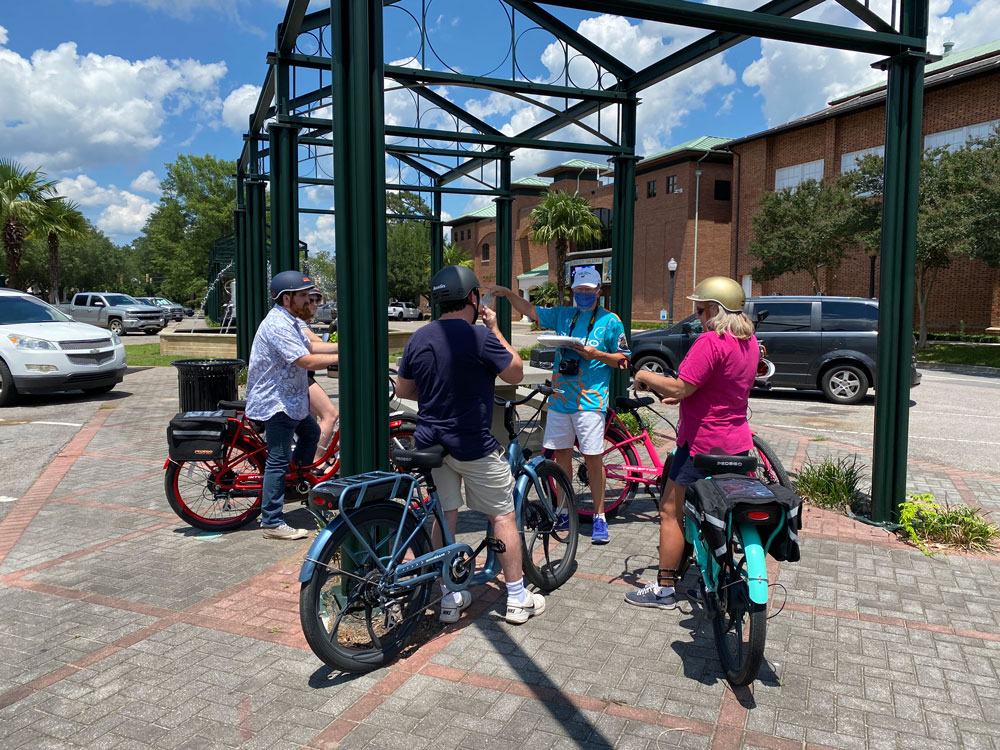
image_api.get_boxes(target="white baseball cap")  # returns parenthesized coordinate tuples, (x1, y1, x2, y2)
(571, 266, 602, 289)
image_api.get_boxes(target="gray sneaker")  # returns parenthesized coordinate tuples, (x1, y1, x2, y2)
(624, 583, 677, 610)
(261, 522, 309, 540)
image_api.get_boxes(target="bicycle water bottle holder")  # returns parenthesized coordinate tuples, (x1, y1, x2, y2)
(308, 471, 419, 516)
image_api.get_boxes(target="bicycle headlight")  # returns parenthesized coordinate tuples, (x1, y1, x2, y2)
(7, 334, 58, 351)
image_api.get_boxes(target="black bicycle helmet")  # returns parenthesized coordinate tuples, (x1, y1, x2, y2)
(430, 265, 480, 304)
(270, 270, 314, 300)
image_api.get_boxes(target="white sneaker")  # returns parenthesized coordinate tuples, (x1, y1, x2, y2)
(439, 590, 473, 623)
(261, 523, 309, 540)
(505, 592, 546, 624)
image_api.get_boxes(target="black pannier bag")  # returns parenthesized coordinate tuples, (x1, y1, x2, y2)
(166, 410, 236, 461)
(684, 474, 803, 563)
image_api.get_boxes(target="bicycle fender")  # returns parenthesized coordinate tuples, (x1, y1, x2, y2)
(297, 501, 400, 583)
(738, 523, 769, 605)
(514, 454, 548, 499)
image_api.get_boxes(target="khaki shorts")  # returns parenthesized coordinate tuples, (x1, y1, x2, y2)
(431, 449, 515, 516)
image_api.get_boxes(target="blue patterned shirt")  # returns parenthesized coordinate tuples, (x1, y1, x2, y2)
(245, 305, 311, 421)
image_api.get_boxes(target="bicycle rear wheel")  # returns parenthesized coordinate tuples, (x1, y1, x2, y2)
(388, 417, 417, 472)
(299, 504, 434, 673)
(750, 434, 791, 488)
(164, 438, 265, 531)
(710, 567, 767, 686)
(519, 460, 579, 590)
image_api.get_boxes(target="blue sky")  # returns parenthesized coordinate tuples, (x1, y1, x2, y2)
(1, 0, 997, 252)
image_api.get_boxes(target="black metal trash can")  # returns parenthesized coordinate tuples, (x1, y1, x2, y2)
(171, 358, 244, 413)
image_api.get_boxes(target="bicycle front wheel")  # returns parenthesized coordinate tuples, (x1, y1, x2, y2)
(750, 434, 791, 488)
(710, 575, 767, 686)
(299, 504, 434, 673)
(164, 438, 264, 531)
(519, 460, 578, 590)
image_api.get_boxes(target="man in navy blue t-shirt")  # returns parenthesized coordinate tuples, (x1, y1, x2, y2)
(395, 265, 546, 626)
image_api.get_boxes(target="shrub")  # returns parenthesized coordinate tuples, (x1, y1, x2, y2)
(617, 410, 656, 437)
(518, 344, 543, 360)
(898, 493, 999, 554)
(794, 456, 867, 512)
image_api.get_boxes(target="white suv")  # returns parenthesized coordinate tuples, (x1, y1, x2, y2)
(388, 301, 423, 321)
(0, 289, 127, 406)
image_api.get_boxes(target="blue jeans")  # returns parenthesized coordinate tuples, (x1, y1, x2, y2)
(261, 411, 321, 528)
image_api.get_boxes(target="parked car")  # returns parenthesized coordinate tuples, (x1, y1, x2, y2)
(388, 301, 423, 321)
(59, 293, 165, 336)
(314, 302, 337, 331)
(0, 289, 127, 406)
(630, 296, 921, 405)
(135, 297, 185, 322)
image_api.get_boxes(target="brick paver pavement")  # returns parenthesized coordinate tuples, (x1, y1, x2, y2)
(1, 366, 999, 749)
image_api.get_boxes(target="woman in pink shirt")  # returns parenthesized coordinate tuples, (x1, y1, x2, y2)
(626, 277, 759, 610)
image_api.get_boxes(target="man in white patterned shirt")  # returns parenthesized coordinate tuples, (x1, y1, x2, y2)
(245, 271, 339, 539)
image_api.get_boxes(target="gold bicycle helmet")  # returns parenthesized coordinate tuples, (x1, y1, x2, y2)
(687, 276, 746, 313)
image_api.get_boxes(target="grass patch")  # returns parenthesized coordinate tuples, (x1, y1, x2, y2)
(898, 493, 999, 554)
(916, 344, 1000, 368)
(794, 455, 867, 512)
(631, 321, 670, 330)
(124, 343, 178, 367)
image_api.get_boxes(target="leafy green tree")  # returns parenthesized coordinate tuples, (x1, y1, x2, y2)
(442, 243, 473, 268)
(306, 249, 337, 299)
(133, 154, 236, 305)
(385, 191, 430, 302)
(529, 281, 559, 307)
(528, 191, 603, 305)
(34, 197, 88, 302)
(953, 130, 1000, 270)
(748, 179, 859, 294)
(0, 160, 58, 288)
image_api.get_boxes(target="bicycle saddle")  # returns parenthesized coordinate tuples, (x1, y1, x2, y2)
(692, 453, 758, 474)
(217, 399, 246, 411)
(391, 445, 448, 472)
(615, 395, 654, 411)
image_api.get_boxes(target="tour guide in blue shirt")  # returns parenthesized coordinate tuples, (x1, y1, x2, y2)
(394, 265, 547, 626)
(245, 270, 339, 540)
(490, 267, 630, 544)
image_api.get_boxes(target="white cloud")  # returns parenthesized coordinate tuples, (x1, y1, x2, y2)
(301, 214, 336, 256)
(129, 170, 161, 195)
(57, 174, 157, 239)
(222, 84, 261, 131)
(741, 0, 1000, 127)
(0, 26, 7, 46)
(0, 32, 227, 172)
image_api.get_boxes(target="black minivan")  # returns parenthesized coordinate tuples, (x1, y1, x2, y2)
(629, 296, 921, 405)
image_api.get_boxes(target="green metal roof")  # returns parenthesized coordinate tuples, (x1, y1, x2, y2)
(536, 158, 613, 177)
(640, 136, 733, 163)
(830, 38, 1000, 104)
(517, 262, 549, 279)
(450, 203, 497, 223)
(512, 177, 550, 187)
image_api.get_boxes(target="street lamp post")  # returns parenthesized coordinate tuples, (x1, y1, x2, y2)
(667, 257, 678, 326)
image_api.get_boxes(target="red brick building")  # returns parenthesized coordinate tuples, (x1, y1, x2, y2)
(729, 39, 1000, 332)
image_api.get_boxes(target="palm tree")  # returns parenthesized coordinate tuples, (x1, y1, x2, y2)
(35, 197, 88, 302)
(0, 160, 58, 288)
(528, 191, 603, 304)
(442, 243, 473, 268)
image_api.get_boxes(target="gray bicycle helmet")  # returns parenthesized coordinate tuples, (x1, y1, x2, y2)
(431, 265, 480, 304)
(270, 270, 314, 300)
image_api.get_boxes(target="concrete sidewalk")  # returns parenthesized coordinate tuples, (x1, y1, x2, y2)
(1, 366, 1000, 749)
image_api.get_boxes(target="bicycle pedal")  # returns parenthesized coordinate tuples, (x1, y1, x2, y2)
(485, 536, 506, 554)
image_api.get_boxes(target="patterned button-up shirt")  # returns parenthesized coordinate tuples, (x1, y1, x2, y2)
(245, 305, 311, 421)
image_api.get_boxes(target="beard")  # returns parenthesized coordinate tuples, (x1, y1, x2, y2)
(287, 299, 313, 321)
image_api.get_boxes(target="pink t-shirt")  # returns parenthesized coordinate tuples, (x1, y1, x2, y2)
(676, 331, 759, 456)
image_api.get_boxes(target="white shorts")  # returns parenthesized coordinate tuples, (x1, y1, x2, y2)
(431, 449, 515, 516)
(542, 410, 606, 455)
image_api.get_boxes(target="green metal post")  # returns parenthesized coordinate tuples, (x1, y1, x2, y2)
(246, 178, 270, 340)
(609, 99, 639, 399)
(495, 156, 513, 342)
(332, 0, 389, 474)
(871, 0, 929, 522)
(269, 123, 301, 273)
(431, 190, 443, 320)
(234, 193, 250, 363)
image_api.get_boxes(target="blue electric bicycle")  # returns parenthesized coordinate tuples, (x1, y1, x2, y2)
(298, 384, 578, 673)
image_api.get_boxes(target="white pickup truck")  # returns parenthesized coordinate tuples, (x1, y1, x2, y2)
(59, 292, 165, 335)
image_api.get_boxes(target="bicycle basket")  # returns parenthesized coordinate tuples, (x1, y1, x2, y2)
(684, 474, 803, 563)
(166, 410, 237, 462)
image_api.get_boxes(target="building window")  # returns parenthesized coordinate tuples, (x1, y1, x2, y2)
(482, 243, 490, 262)
(841, 146, 885, 173)
(774, 159, 824, 191)
(646, 180, 656, 198)
(714, 180, 731, 201)
(633, 183, 638, 201)
(925, 119, 1000, 152)
(665, 175, 677, 194)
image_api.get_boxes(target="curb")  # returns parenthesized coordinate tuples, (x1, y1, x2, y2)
(916, 362, 1000, 377)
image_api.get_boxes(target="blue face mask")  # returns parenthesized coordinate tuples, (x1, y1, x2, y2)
(574, 292, 598, 309)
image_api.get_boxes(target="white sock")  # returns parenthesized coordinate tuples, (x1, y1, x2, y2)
(505, 577, 529, 605)
(594, 512, 606, 521)
(654, 585, 674, 599)
(439, 583, 462, 608)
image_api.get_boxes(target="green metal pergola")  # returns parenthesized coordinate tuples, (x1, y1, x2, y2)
(233, 0, 930, 522)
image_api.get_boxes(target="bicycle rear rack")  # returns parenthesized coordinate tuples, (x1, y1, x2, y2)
(309, 471, 419, 516)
